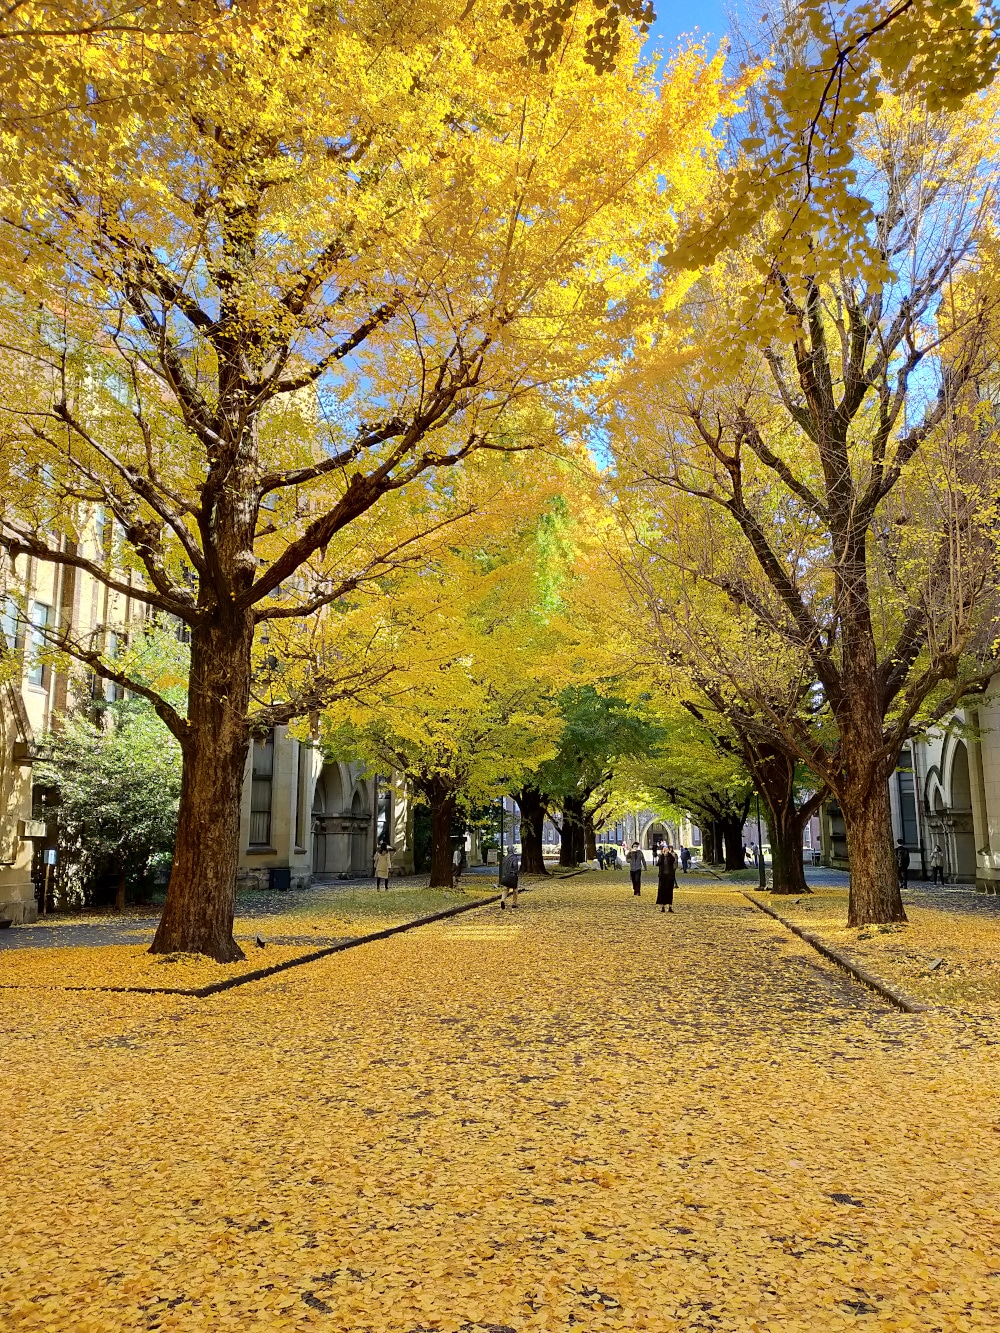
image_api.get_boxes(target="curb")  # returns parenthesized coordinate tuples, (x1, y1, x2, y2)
(52, 890, 518, 1000)
(742, 891, 929, 1014)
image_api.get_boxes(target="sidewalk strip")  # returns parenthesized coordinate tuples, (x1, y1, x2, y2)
(742, 891, 929, 1014)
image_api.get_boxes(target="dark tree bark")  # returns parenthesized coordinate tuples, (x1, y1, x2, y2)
(151, 618, 255, 961)
(584, 810, 598, 861)
(515, 786, 549, 875)
(720, 815, 747, 871)
(745, 743, 824, 895)
(559, 794, 585, 866)
(423, 776, 458, 889)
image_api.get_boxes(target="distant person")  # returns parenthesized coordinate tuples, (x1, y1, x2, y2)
(741, 844, 748, 867)
(500, 847, 520, 909)
(895, 839, 910, 890)
(680, 845, 691, 872)
(930, 843, 945, 885)
(656, 843, 677, 913)
(596, 845, 606, 870)
(452, 844, 463, 888)
(374, 841, 392, 891)
(606, 846, 618, 870)
(627, 842, 647, 896)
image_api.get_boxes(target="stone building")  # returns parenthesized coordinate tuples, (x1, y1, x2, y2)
(0, 528, 413, 921)
(817, 694, 1000, 889)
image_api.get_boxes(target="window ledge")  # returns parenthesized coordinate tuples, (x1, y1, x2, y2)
(246, 847, 277, 856)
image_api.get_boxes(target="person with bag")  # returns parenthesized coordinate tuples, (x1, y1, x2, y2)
(500, 848, 520, 910)
(656, 843, 677, 913)
(627, 841, 646, 896)
(930, 843, 945, 885)
(374, 841, 392, 891)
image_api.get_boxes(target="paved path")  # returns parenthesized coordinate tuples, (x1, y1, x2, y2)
(1, 874, 998, 1330)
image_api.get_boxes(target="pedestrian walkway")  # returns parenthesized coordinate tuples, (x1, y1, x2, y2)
(1, 874, 997, 1330)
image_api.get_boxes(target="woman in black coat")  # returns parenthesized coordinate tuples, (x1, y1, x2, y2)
(656, 845, 677, 913)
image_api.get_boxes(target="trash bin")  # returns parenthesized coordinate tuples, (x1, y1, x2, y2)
(269, 867, 291, 892)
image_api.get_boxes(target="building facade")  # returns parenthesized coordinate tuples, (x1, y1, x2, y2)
(817, 691, 1000, 889)
(0, 535, 413, 921)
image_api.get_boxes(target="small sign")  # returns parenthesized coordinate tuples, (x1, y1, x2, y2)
(43, 849, 57, 866)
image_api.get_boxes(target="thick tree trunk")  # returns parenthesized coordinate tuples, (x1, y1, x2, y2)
(703, 820, 722, 865)
(426, 777, 458, 888)
(559, 795, 584, 866)
(720, 816, 746, 871)
(750, 745, 811, 895)
(150, 621, 252, 962)
(764, 808, 810, 895)
(584, 811, 597, 861)
(515, 787, 549, 875)
(842, 769, 906, 925)
(835, 549, 908, 925)
(115, 868, 127, 913)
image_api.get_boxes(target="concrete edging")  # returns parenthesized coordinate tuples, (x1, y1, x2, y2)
(742, 891, 929, 1014)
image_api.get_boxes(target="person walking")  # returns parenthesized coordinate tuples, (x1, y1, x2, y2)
(895, 839, 910, 891)
(500, 847, 520, 909)
(452, 843, 463, 888)
(656, 843, 677, 913)
(374, 841, 392, 891)
(930, 843, 945, 885)
(627, 841, 646, 896)
(680, 845, 691, 873)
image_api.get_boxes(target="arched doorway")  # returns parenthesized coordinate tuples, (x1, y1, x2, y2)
(644, 821, 668, 851)
(950, 743, 977, 881)
(350, 789, 367, 873)
(311, 764, 345, 875)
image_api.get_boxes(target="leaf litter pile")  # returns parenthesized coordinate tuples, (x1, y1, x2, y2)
(1, 876, 999, 1331)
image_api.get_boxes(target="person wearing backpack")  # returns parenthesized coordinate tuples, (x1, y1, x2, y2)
(627, 841, 646, 896)
(500, 848, 520, 909)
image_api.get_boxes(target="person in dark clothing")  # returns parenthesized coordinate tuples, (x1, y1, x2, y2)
(500, 848, 520, 909)
(656, 844, 677, 913)
(895, 839, 910, 890)
(680, 845, 691, 872)
(627, 842, 646, 896)
(596, 845, 605, 869)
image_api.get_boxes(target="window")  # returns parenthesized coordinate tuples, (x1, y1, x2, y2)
(1, 597, 19, 653)
(103, 631, 124, 703)
(26, 602, 50, 687)
(896, 749, 919, 847)
(249, 731, 275, 846)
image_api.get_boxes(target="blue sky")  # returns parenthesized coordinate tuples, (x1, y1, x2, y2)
(644, 0, 733, 58)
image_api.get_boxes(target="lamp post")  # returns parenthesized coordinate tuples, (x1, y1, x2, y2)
(498, 794, 504, 887)
(755, 791, 766, 891)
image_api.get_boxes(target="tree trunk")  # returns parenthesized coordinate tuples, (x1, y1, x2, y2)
(721, 816, 746, 871)
(764, 807, 810, 895)
(115, 868, 126, 913)
(151, 619, 253, 962)
(842, 768, 906, 925)
(703, 820, 722, 865)
(426, 777, 458, 888)
(559, 795, 584, 866)
(749, 745, 812, 895)
(835, 548, 907, 925)
(515, 787, 549, 875)
(584, 811, 597, 861)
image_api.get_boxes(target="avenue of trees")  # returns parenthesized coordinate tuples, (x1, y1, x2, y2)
(2, 1, 1000, 953)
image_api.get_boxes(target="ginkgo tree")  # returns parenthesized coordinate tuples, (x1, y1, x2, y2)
(616, 86, 1000, 925)
(319, 490, 582, 885)
(0, 0, 729, 959)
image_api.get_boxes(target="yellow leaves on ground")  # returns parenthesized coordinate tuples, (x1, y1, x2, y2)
(0, 942, 317, 992)
(1, 875, 999, 1330)
(758, 887, 1000, 1010)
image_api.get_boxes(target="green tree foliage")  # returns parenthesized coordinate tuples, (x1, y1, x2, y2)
(35, 701, 182, 910)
